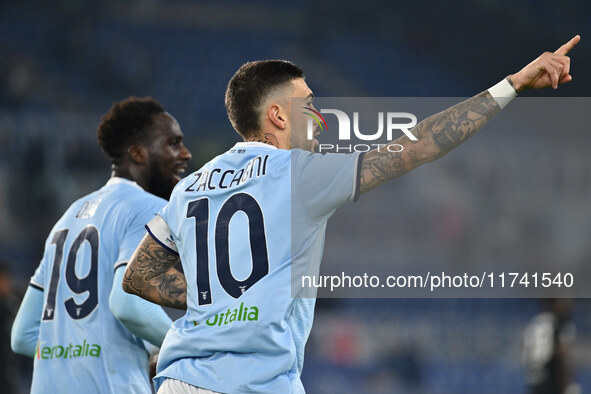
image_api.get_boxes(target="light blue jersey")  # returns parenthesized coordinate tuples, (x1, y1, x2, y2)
(147, 142, 362, 393)
(29, 178, 167, 393)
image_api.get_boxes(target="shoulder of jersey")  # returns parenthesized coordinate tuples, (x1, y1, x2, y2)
(107, 182, 167, 213)
(287, 148, 315, 166)
(62, 188, 104, 216)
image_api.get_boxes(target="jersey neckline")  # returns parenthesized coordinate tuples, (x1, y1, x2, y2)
(105, 177, 144, 191)
(234, 141, 277, 149)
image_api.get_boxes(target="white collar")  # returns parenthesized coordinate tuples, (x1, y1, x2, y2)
(105, 177, 144, 190)
(234, 141, 277, 149)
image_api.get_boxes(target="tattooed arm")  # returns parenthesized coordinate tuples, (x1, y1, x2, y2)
(359, 35, 580, 194)
(359, 91, 499, 193)
(123, 233, 187, 309)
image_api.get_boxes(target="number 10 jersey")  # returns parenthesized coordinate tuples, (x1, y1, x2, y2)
(149, 142, 363, 393)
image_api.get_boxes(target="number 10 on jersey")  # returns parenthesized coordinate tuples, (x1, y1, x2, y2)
(186, 193, 269, 305)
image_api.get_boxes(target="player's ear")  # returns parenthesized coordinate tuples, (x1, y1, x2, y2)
(267, 103, 287, 130)
(128, 145, 148, 164)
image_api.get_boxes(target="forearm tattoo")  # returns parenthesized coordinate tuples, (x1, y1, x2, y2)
(359, 91, 500, 193)
(123, 235, 187, 309)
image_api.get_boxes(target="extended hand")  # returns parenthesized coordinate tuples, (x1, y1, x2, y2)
(509, 35, 580, 93)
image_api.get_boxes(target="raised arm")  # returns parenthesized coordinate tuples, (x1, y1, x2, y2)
(122, 233, 187, 309)
(359, 35, 580, 194)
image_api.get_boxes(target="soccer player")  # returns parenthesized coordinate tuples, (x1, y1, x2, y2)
(522, 299, 579, 394)
(10, 97, 192, 393)
(122, 36, 580, 393)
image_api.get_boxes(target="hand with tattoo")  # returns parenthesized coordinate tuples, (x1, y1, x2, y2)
(359, 35, 580, 194)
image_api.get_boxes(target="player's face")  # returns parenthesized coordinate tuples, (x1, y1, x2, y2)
(288, 79, 319, 152)
(145, 112, 192, 199)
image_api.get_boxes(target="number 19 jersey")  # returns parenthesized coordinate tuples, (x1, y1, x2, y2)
(148, 142, 363, 393)
(29, 178, 166, 393)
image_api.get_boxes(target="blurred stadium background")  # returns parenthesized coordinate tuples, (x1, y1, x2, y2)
(1, 0, 591, 392)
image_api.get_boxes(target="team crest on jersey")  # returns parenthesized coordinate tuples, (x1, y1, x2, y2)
(165, 234, 176, 249)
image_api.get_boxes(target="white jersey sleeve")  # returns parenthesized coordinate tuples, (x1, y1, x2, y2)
(30, 259, 46, 290)
(291, 149, 364, 219)
(115, 200, 167, 270)
(145, 215, 178, 254)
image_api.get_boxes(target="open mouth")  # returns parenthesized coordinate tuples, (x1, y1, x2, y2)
(173, 165, 187, 182)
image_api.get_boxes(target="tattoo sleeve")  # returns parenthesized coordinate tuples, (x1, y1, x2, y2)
(122, 234, 187, 309)
(359, 91, 501, 194)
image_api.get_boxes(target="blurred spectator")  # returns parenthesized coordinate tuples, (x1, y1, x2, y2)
(1, 53, 36, 109)
(523, 299, 580, 394)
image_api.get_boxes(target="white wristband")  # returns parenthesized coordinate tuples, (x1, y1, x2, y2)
(487, 78, 517, 109)
(146, 215, 178, 253)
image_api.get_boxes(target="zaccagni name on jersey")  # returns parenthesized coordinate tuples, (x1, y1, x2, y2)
(185, 155, 269, 193)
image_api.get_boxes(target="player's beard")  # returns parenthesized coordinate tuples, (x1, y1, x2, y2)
(146, 156, 176, 200)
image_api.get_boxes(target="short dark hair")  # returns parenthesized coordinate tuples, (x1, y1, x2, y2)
(97, 96, 165, 163)
(225, 60, 304, 139)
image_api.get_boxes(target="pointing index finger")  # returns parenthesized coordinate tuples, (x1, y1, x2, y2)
(555, 35, 581, 55)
